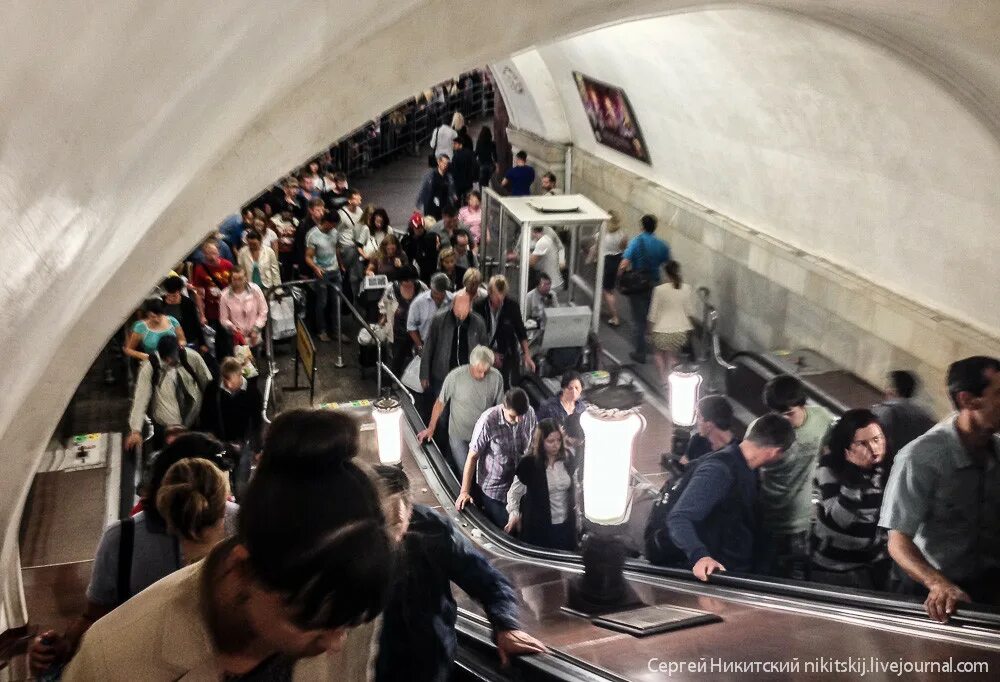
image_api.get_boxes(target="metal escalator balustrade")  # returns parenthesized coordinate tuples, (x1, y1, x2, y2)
(399, 379, 1000, 636)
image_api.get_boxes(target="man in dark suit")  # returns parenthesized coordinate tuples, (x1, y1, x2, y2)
(474, 275, 536, 389)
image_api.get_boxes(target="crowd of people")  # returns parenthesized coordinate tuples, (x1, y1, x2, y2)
(27, 81, 1000, 680)
(645, 362, 1000, 623)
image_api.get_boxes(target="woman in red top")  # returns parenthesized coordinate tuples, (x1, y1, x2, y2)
(192, 239, 234, 358)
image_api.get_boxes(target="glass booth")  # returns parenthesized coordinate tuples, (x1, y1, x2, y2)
(479, 190, 610, 339)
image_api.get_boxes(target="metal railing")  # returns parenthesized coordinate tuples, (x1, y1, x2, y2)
(696, 286, 735, 371)
(261, 279, 414, 422)
(245, 71, 495, 210)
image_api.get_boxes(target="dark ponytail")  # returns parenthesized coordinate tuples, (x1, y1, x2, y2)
(665, 260, 682, 289)
(239, 409, 393, 630)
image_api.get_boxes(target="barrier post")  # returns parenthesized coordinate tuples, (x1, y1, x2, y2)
(334, 285, 345, 368)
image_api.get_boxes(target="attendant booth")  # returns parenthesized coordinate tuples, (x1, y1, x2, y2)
(479, 190, 610, 339)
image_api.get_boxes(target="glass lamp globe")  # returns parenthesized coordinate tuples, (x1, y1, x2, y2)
(372, 397, 403, 465)
(580, 408, 643, 525)
(668, 368, 702, 427)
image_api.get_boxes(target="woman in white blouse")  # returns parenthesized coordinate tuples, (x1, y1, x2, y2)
(505, 419, 577, 551)
(647, 260, 695, 387)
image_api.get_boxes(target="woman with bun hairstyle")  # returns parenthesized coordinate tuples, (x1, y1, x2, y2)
(155, 457, 231, 565)
(65, 409, 393, 680)
(31, 433, 236, 676)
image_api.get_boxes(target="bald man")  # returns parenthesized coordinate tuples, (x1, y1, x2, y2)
(420, 290, 489, 402)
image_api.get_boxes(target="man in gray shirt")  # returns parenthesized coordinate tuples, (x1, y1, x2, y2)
(880, 356, 1000, 622)
(872, 369, 936, 459)
(126, 336, 211, 451)
(417, 345, 505, 472)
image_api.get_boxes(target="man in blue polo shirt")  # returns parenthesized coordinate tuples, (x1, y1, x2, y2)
(618, 214, 670, 364)
(501, 151, 535, 197)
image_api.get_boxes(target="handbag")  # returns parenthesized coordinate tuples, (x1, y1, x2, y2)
(617, 236, 653, 295)
(400, 355, 424, 393)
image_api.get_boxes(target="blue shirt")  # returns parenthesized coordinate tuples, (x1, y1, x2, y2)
(622, 232, 670, 282)
(305, 226, 338, 271)
(504, 165, 535, 196)
(218, 214, 244, 249)
(667, 442, 757, 571)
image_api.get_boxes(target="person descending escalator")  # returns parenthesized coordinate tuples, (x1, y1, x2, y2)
(416, 345, 504, 475)
(504, 419, 578, 551)
(758, 375, 833, 579)
(375, 465, 546, 682)
(644, 415, 795, 581)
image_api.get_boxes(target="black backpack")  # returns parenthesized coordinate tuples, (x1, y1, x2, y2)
(644, 450, 743, 566)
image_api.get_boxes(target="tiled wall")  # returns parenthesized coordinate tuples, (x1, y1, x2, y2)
(509, 128, 1000, 416)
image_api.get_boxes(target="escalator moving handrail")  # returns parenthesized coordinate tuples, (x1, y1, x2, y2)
(728, 349, 850, 415)
(456, 611, 627, 681)
(400, 398, 1000, 631)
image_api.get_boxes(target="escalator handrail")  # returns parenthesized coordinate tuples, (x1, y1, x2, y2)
(728, 349, 851, 415)
(400, 398, 1000, 632)
(456, 610, 627, 681)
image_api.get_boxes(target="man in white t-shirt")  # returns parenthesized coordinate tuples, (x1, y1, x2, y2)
(337, 189, 368, 296)
(529, 226, 563, 290)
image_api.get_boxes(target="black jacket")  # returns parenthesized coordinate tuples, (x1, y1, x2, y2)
(294, 216, 319, 275)
(401, 231, 441, 283)
(513, 454, 577, 549)
(161, 295, 206, 349)
(198, 377, 263, 448)
(420, 310, 488, 384)
(474, 297, 528, 357)
(450, 147, 479, 195)
(376, 504, 519, 682)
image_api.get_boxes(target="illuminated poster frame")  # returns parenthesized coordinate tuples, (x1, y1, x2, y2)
(573, 72, 651, 163)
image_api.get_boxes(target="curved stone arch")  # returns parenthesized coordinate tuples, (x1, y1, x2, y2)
(3, 0, 1000, 627)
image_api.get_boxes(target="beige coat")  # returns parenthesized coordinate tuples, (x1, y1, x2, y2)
(237, 245, 281, 290)
(64, 561, 377, 681)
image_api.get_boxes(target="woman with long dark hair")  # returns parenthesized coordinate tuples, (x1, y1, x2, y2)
(811, 408, 892, 589)
(504, 419, 577, 551)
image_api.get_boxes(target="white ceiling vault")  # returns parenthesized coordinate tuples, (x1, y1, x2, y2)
(3, 0, 1000, 627)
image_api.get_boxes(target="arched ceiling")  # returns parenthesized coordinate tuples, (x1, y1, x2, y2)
(3, 0, 1000, 625)
(495, 8, 1000, 335)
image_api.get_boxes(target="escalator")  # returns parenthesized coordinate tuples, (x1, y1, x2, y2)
(264, 285, 1000, 678)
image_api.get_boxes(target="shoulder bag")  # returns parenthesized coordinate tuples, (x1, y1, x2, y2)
(617, 236, 653, 295)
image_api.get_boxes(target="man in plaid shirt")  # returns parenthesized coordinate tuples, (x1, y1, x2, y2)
(456, 388, 537, 526)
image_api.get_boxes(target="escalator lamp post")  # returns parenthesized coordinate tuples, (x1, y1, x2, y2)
(372, 397, 403, 465)
(580, 408, 643, 525)
(668, 368, 702, 427)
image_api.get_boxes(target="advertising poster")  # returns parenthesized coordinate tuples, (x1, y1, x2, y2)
(573, 72, 650, 163)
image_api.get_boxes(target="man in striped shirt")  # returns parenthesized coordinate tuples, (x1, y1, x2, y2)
(455, 388, 537, 527)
